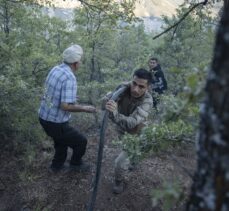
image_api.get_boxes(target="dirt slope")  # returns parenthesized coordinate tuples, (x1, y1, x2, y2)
(0, 122, 196, 211)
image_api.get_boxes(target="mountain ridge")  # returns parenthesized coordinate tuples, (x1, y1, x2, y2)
(50, 0, 185, 17)
(44, 0, 222, 33)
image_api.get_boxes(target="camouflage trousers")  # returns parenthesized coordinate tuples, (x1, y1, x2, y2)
(114, 150, 132, 182)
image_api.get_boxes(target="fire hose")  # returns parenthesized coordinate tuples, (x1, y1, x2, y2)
(87, 86, 127, 211)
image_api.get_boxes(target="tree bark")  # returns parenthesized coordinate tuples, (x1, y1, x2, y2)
(187, 1, 229, 210)
(2, 0, 10, 37)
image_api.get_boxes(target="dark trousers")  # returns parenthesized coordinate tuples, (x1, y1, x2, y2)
(39, 118, 87, 168)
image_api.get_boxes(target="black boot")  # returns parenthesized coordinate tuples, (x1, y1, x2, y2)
(112, 180, 124, 194)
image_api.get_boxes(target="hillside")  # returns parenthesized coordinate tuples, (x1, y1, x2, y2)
(44, 0, 222, 33)
(51, 0, 185, 17)
(0, 123, 196, 210)
(51, 0, 222, 17)
(134, 0, 184, 17)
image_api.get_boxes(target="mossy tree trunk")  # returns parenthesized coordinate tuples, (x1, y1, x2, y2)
(187, 1, 229, 210)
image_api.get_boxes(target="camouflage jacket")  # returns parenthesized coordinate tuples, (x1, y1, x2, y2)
(104, 82, 153, 135)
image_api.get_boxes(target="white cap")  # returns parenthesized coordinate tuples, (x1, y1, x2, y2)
(63, 44, 83, 64)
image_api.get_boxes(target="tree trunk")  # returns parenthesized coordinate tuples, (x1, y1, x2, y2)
(187, 1, 229, 210)
(2, 0, 10, 37)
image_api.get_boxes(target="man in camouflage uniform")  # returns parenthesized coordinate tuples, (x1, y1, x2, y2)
(105, 68, 153, 194)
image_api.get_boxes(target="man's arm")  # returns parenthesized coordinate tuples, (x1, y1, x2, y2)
(106, 95, 153, 131)
(61, 103, 96, 113)
(154, 70, 167, 90)
(60, 78, 96, 113)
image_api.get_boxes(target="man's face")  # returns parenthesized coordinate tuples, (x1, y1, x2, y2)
(148, 59, 157, 70)
(72, 61, 81, 72)
(130, 76, 149, 98)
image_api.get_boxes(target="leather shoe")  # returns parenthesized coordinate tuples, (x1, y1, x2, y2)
(48, 164, 67, 173)
(69, 162, 91, 173)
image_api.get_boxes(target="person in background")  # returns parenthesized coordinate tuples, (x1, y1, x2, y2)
(39, 44, 96, 173)
(148, 57, 167, 108)
(104, 68, 153, 194)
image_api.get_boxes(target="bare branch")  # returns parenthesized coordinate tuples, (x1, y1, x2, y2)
(171, 24, 179, 41)
(77, 0, 111, 13)
(153, 0, 209, 40)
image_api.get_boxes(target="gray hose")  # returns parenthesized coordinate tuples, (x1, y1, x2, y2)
(87, 86, 127, 211)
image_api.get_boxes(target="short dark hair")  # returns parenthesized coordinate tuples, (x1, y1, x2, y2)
(133, 68, 152, 84)
(149, 57, 158, 63)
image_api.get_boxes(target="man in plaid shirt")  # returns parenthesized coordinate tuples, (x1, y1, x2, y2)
(39, 44, 96, 173)
(105, 68, 153, 193)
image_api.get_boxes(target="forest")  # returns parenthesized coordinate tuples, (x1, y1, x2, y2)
(0, 0, 228, 210)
